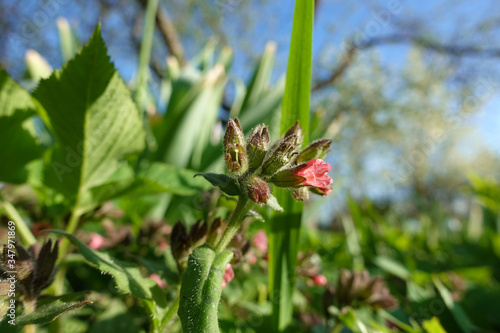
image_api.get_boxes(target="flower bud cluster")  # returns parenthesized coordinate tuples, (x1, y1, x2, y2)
(222, 118, 333, 205)
(322, 269, 398, 318)
(0, 240, 59, 303)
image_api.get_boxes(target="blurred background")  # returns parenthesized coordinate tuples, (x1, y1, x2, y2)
(1, 0, 499, 227)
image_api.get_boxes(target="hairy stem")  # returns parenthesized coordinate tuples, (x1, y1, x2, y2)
(214, 195, 253, 254)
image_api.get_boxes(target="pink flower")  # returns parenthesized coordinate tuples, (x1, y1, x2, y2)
(149, 273, 167, 289)
(88, 233, 106, 250)
(222, 264, 234, 289)
(294, 159, 332, 190)
(312, 274, 327, 286)
(253, 230, 268, 253)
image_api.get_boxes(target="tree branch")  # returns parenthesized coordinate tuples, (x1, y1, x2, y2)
(312, 33, 500, 92)
(138, 0, 186, 65)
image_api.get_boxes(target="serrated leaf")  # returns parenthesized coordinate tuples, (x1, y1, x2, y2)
(47, 230, 156, 299)
(33, 25, 145, 210)
(16, 299, 92, 326)
(195, 173, 240, 196)
(0, 70, 43, 183)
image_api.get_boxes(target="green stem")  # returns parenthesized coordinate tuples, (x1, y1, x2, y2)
(159, 295, 180, 333)
(214, 195, 253, 253)
(52, 209, 82, 296)
(59, 209, 82, 259)
(2, 200, 37, 246)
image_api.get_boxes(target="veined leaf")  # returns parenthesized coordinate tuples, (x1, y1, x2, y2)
(0, 69, 43, 183)
(268, 0, 314, 331)
(33, 25, 145, 211)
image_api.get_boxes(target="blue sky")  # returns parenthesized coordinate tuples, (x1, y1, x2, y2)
(3, 0, 499, 157)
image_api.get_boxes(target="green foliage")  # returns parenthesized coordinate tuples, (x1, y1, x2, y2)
(0, 70, 43, 183)
(34, 25, 145, 212)
(178, 245, 233, 333)
(16, 297, 91, 326)
(268, 0, 314, 331)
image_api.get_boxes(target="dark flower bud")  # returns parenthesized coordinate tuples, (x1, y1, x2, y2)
(170, 222, 189, 262)
(246, 124, 270, 171)
(246, 176, 271, 205)
(188, 220, 207, 246)
(0, 240, 59, 301)
(224, 118, 248, 176)
(267, 163, 307, 188)
(282, 121, 303, 147)
(206, 218, 226, 247)
(334, 269, 398, 311)
(260, 135, 298, 176)
(295, 139, 332, 163)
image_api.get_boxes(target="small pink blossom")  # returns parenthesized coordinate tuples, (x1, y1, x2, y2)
(253, 230, 268, 253)
(312, 274, 327, 286)
(294, 159, 332, 190)
(88, 233, 106, 250)
(221, 264, 234, 289)
(149, 273, 167, 289)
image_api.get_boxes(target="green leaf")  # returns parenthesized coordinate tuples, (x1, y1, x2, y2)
(268, 0, 314, 331)
(16, 298, 92, 326)
(433, 276, 476, 333)
(422, 317, 447, 333)
(195, 173, 240, 196)
(0, 69, 43, 183)
(154, 64, 226, 169)
(33, 25, 145, 211)
(374, 256, 411, 280)
(48, 230, 156, 299)
(178, 245, 233, 333)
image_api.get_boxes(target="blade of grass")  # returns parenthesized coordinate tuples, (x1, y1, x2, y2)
(136, 0, 159, 112)
(268, 0, 314, 331)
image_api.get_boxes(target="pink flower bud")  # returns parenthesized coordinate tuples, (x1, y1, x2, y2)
(312, 274, 327, 286)
(222, 264, 234, 289)
(253, 230, 268, 252)
(149, 273, 167, 289)
(88, 233, 106, 250)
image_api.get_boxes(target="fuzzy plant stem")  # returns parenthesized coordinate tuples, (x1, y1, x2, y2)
(214, 195, 253, 254)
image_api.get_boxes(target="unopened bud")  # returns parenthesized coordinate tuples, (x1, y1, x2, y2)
(246, 176, 270, 205)
(282, 121, 303, 147)
(224, 118, 248, 175)
(260, 135, 298, 176)
(268, 163, 307, 188)
(295, 139, 332, 163)
(246, 124, 270, 171)
(188, 220, 207, 246)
